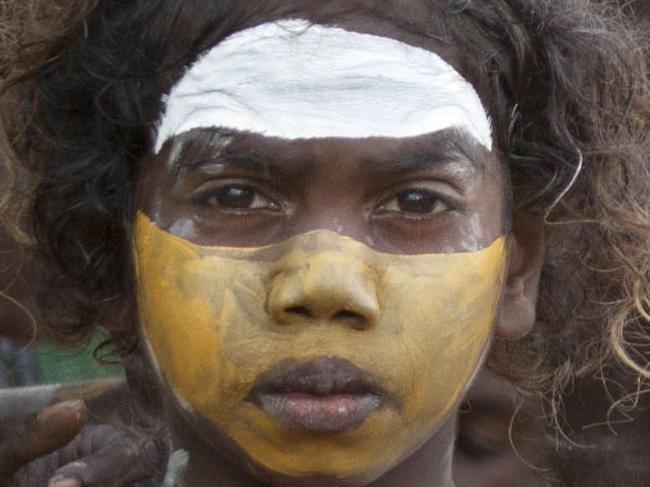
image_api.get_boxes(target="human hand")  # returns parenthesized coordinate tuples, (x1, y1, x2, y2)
(41, 422, 161, 487)
(0, 399, 86, 486)
(0, 380, 163, 487)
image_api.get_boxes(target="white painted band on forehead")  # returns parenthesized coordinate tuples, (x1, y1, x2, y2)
(154, 19, 493, 153)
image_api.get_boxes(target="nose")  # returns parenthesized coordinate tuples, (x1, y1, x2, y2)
(268, 251, 380, 330)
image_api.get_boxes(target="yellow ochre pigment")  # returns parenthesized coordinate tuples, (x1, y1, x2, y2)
(133, 212, 506, 481)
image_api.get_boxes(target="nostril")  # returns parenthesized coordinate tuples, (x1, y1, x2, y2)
(332, 310, 369, 330)
(284, 306, 314, 319)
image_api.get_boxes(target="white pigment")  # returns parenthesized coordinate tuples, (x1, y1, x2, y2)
(155, 19, 493, 153)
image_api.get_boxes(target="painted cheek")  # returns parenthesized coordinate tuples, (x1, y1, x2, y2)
(133, 212, 506, 482)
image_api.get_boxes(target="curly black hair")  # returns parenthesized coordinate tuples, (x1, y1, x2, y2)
(1, 0, 649, 406)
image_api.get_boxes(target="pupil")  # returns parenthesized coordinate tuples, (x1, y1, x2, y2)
(216, 186, 255, 208)
(398, 191, 435, 213)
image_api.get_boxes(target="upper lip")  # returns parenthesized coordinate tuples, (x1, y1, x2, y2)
(248, 356, 387, 400)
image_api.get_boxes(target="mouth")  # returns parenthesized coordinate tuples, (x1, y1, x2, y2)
(248, 356, 385, 434)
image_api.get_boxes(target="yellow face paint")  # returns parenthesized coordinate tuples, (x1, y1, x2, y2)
(133, 212, 506, 483)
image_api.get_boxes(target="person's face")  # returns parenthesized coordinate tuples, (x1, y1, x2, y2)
(132, 15, 527, 486)
(453, 370, 550, 487)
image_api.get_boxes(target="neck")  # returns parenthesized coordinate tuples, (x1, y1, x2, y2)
(167, 406, 458, 487)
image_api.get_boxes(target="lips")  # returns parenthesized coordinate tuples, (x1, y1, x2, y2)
(248, 356, 386, 433)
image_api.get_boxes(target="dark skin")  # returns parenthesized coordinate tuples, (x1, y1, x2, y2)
(0, 400, 87, 485)
(125, 8, 546, 486)
(134, 77, 543, 487)
(0, 231, 165, 487)
(2, 4, 544, 486)
(0, 225, 164, 486)
(0, 379, 163, 487)
(453, 370, 550, 487)
(143, 129, 502, 252)
(454, 369, 650, 487)
(1, 1, 647, 486)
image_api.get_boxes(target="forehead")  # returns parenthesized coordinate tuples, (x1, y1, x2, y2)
(295, 4, 459, 78)
(154, 8, 492, 158)
(159, 0, 477, 108)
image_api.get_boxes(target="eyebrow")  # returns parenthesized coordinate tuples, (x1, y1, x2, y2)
(166, 126, 487, 181)
(359, 128, 487, 179)
(166, 128, 279, 180)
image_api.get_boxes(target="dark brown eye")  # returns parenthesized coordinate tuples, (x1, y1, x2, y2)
(381, 190, 448, 215)
(203, 185, 275, 210)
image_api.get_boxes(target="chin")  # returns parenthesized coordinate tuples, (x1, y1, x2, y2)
(167, 391, 412, 487)
(251, 459, 397, 487)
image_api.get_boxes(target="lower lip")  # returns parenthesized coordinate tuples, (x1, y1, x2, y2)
(257, 392, 381, 433)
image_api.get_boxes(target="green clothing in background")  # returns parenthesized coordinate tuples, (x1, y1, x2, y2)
(35, 327, 124, 383)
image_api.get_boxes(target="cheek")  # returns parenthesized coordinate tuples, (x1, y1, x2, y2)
(134, 238, 252, 416)
(380, 241, 505, 431)
(133, 212, 506, 481)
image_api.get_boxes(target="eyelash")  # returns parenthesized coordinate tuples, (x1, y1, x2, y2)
(193, 183, 280, 212)
(375, 188, 459, 218)
(192, 181, 459, 219)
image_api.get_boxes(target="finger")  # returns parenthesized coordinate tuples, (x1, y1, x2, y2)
(0, 380, 126, 422)
(21, 400, 87, 461)
(0, 400, 87, 476)
(47, 435, 161, 487)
